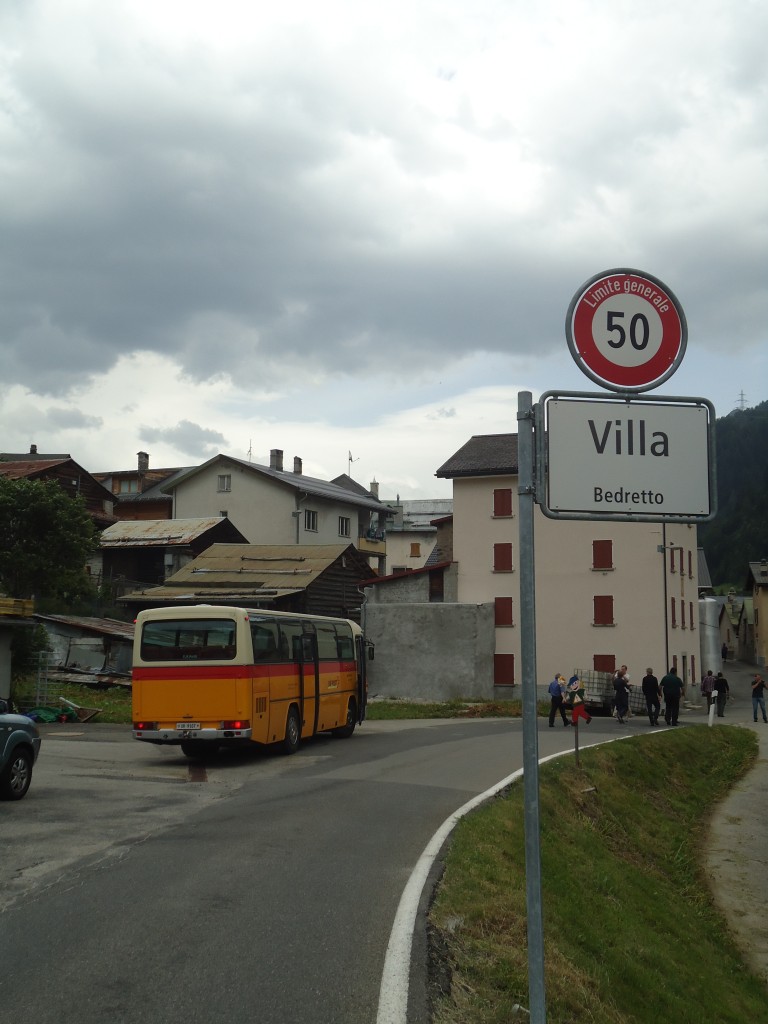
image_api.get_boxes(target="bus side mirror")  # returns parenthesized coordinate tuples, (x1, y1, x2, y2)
(367, 646, 375, 661)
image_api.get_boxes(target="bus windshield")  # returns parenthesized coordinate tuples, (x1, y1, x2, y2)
(140, 617, 237, 662)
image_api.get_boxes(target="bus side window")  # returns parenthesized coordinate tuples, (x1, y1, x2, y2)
(337, 634, 354, 660)
(277, 621, 304, 663)
(250, 622, 279, 661)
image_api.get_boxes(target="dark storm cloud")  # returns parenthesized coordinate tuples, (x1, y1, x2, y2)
(139, 420, 228, 459)
(1, 0, 766, 406)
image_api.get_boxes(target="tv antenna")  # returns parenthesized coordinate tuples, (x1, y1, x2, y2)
(347, 450, 359, 475)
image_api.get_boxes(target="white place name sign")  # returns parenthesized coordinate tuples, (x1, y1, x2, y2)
(545, 397, 712, 519)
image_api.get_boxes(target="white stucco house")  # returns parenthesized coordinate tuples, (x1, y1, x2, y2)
(436, 433, 701, 691)
(163, 450, 392, 572)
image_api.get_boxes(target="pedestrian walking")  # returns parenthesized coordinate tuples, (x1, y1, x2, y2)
(641, 668, 661, 726)
(715, 671, 729, 718)
(752, 674, 768, 723)
(661, 666, 684, 726)
(701, 669, 716, 711)
(548, 674, 570, 727)
(721, 641, 728, 663)
(567, 674, 592, 728)
(612, 664, 631, 724)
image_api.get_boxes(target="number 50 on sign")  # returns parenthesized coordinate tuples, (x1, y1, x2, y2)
(566, 268, 687, 393)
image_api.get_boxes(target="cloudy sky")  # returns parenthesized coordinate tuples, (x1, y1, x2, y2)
(1, 0, 766, 498)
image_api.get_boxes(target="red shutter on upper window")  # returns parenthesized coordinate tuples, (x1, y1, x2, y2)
(495, 597, 514, 626)
(671, 598, 677, 627)
(493, 488, 513, 517)
(593, 595, 614, 625)
(493, 543, 513, 572)
(592, 540, 613, 570)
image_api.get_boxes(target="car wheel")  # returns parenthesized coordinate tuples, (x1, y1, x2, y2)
(0, 747, 33, 801)
(332, 698, 357, 738)
(282, 706, 301, 755)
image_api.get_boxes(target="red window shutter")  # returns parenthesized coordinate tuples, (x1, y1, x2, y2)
(593, 595, 614, 625)
(671, 598, 677, 627)
(493, 488, 513, 517)
(495, 597, 514, 626)
(669, 549, 675, 573)
(493, 543, 513, 572)
(688, 550, 693, 577)
(594, 654, 616, 673)
(494, 653, 515, 686)
(592, 540, 613, 570)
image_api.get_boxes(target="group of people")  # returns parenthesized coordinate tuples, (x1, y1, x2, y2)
(546, 664, 688, 728)
(547, 663, 768, 730)
(700, 668, 730, 717)
(620, 666, 686, 727)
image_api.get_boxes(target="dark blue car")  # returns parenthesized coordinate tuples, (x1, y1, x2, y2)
(0, 698, 42, 800)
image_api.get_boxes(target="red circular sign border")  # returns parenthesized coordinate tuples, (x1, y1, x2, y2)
(566, 268, 687, 392)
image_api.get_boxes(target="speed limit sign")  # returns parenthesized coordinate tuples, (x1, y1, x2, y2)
(566, 268, 687, 392)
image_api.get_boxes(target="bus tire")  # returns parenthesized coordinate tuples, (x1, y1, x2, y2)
(332, 698, 357, 739)
(283, 706, 301, 755)
(181, 740, 218, 759)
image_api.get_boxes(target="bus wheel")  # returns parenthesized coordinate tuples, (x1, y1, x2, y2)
(283, 707, 301, 755)
(181, 740, 218, 759)
(332, 698, 357, 739)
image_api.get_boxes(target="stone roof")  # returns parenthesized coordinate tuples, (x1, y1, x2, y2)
(435, 434, 519, 479)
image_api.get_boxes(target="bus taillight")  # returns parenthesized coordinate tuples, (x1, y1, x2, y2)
(221, 720, 249, 731)
(133, 722, 156, 733)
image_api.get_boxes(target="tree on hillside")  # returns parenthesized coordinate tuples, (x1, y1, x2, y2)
(0, 476, 98, 602)
(698, 400, 768, 586)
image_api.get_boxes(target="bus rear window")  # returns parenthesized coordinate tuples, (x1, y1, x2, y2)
(141, 618, 237, 662)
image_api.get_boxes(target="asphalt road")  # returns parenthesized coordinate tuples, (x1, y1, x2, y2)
(1, 717, 586, 1024)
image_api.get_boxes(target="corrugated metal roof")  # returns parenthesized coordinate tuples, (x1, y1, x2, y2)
(100, 517, 229, 547)
(35, 614, 135, 641)
(118, 542, 374, 602)
(384, 498, 453, 531)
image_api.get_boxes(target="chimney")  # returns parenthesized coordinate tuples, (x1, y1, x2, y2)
(293, 456, 303, 475)
(270, 448, 284, 471)
(369, 479, 379, 498)
(137, 451, 149, 472)
(30, 444, 37, 455)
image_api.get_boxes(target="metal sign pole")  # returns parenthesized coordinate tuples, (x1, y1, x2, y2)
(517, 391, 546, 1022)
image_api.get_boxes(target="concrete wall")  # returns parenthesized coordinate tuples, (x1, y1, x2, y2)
(364, 602, 495, 701)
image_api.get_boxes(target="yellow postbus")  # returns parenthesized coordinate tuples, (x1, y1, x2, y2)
(132, 605, 371, 757)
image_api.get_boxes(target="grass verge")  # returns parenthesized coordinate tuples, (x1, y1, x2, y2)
(428, 726, 766, 1024)
(10, 682, 535, 725)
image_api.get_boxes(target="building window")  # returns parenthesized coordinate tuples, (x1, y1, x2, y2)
(304, 509, 318, 532)
(392, 566, 407, 575)
(410, 542, 421, 558)
(116, 478, 139, 494)
(671, 597, 677, 628)
(493, 543, 513, 572)
(689, 602, 695, 630)
(494, 653, 515, 686)
(338, 516, 350, 538)
(493, 488, 513, 518)
(217, 474, 231, 493)
(219, 510, 228, 518)
(594, 654, 616, 673)
(593, 595, 614, 626)
(592, 540, 613, 571)
(495, 597, 514, 626)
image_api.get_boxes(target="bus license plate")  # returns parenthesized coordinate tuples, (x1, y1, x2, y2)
(177, 722, 200, 730)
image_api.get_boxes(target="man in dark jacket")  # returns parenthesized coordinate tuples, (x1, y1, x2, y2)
(715, 672, 729, 718)
(641, 668, 661, 726)
(661, 667, 684, 726)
